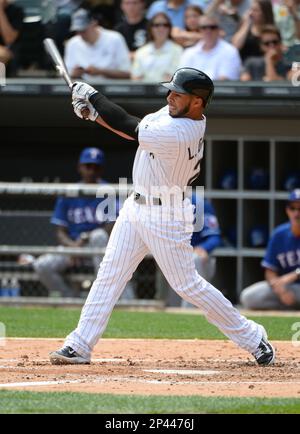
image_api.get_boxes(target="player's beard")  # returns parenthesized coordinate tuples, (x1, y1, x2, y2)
(169, 102, 191, 118)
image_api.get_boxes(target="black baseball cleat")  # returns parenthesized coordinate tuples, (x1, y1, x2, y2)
(49, 346, 90, 365)
(252, 334, 275, 366)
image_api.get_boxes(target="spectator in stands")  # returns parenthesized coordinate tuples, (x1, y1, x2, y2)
(156, 197, 223, 307)
(0, 0, 24, 76)
(241, 25, 292, 80)
(273, 0, 300, 48)
(64, 8, 131, 80)
(179, 14, 242, 79)
(32, 148, 113, 298)
(131, 12, 183, 81)
(53, 1, 82, 55)
(114, 0, 148, 59)
(206, 0, 250, 42)
(241, 189, 300, 310)
(172, 4, 203, 47)
(147, 0, 205, 29)
(82, 0, 116, 28)
(232, 0, 274, 61)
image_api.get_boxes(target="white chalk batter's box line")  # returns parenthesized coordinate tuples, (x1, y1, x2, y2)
(1, 377, 300, 389)
(0, 358, 129, 369)
(0, 358, 132, 364)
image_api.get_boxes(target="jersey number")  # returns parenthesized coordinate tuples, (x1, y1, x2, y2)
(187, 158, 201, 186)
(187, 139, 203, 186)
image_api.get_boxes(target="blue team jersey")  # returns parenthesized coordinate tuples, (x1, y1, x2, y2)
(51, 182, 116, 240)
(191, 197, 222, 251)
(261, 222, 300, 276)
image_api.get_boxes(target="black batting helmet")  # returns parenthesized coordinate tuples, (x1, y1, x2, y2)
(161, 68, 214, 108)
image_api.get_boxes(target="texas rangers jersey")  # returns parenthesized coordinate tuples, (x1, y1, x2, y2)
(133, 106, 206, 195)
(261, 222, 300, 277)
(51, 181, 117, 240)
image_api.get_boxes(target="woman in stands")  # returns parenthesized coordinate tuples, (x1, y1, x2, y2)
(172, 5, 203, 48)
(131, 12, 183, 82)
(232, 0, 274, 61)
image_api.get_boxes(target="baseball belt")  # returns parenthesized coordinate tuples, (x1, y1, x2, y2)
(134, 192, 162, 206)
(133, 192, 185, 206)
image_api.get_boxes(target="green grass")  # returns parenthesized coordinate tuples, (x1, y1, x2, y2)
(0, 391, 299, 414)
(0, 307, 298, 340)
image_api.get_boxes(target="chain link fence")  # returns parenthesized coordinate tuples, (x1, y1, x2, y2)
(0, 183, 158, 302)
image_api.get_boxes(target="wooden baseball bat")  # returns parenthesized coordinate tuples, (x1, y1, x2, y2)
(43, 38, 90, 120)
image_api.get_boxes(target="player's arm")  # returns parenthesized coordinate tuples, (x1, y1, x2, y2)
(72, 82, 140, 141)
(196, 235, 222, 254)
(266, 267, 300, 287)
(0, 2, 21, 45)
(265, 267, 297, 305)
(56, 226, 87, 248)
(94, 108, 137, 141)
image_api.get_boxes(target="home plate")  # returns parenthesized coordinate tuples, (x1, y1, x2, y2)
(144, 369, 221, 375)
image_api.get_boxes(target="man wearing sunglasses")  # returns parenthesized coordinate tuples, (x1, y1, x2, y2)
(241, 189, 300, 310)
(179, 15, 242, 80)
(240, 25, 292, 81)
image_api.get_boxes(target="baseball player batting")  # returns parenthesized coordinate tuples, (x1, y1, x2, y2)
(50, 68, 275, 366)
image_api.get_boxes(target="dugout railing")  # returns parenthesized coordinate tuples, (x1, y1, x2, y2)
(0, 176, 292, 305)
(0, 182, 158, 305)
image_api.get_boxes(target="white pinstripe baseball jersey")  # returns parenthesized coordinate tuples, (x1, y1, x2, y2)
(64, 104, 264, 361)
(133, 106, 205, 194)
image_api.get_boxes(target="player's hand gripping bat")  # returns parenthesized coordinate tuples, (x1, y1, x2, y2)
(43, 38, 90, 120)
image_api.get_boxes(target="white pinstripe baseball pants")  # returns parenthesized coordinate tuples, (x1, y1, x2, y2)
(65, 196, 262, 358)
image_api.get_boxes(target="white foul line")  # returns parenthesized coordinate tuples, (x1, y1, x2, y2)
(0, 379, 83, 388)
(1, 376, 300, 390)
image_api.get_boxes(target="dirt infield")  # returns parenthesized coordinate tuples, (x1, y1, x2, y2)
(1, 338, 300, 397)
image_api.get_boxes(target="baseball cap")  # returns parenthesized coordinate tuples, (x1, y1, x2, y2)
(70, 9, 93, 32)
(79, 147, 104, 165)
(288, 189, 300, 202)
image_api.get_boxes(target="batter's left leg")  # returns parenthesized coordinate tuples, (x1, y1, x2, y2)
(141, 221, 264, 355)
(61, 205, 149, 360)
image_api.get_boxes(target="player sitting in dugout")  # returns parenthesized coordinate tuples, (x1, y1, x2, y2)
(241, 189, 300, 310)
(20, 147, 127, 299)
(31, 147, 111, 297)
